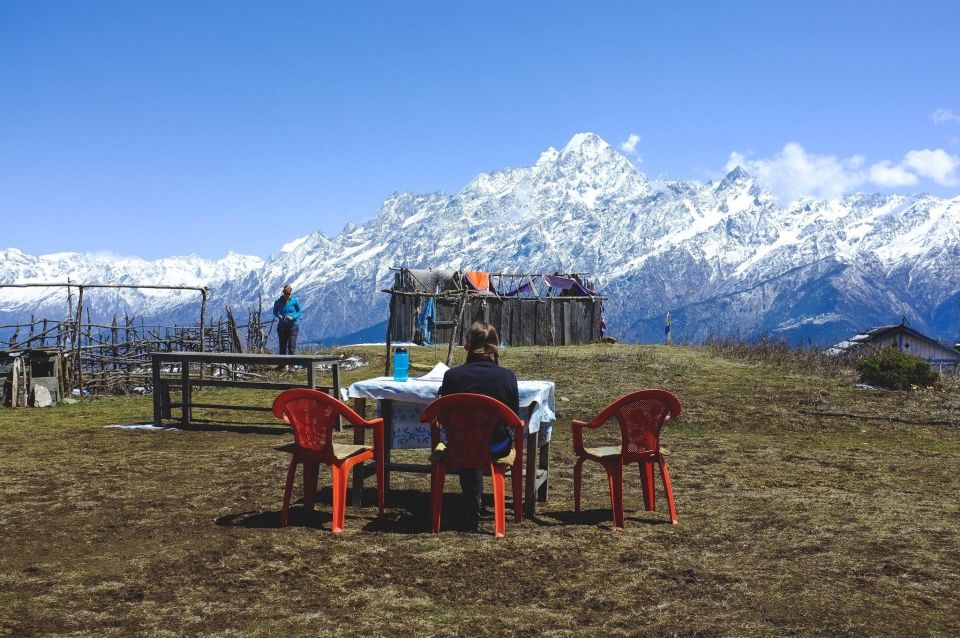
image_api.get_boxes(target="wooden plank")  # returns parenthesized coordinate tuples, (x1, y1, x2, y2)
(568, 301, 583, 344)
(185, 403, 273, 412)
(486, 298, 497, 333)
(535, 300, 548, 346)
(549, 299, 558, 346)
(151, 352, 340, 365)
(10, 356, 20, 408)
(497, 299, 509, 344)
(592, 300, 602, 342)
(192, 379, 323, 391)
(461, 300, 472, 335)
(521, 300, 536, 346)
(435, 298, 455, 345)
(152, 358, 162, 426)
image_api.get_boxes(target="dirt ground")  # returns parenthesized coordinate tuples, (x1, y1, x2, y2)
(1, 344, 958, 637)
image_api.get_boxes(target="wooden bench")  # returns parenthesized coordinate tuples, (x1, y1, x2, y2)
(150, 352, 341, 427)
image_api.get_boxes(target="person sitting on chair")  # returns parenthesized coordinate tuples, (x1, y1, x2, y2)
(439, 321, 520, 530)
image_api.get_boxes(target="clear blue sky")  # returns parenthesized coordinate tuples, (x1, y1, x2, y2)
(3, 1, 959, 259)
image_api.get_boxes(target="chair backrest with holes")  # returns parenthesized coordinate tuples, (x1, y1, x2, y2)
(421, 393, 522, 469)
(606, 390, 681, 461)
(273, 388, 358, 459)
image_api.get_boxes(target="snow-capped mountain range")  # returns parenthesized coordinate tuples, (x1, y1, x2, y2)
(3, 132, 959, 346)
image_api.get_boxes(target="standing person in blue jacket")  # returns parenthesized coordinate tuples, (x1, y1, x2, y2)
(439, 321, 520, 531)
(273, 285, 301, 357)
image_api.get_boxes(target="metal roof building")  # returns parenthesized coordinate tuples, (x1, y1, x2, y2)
(828, 323, 960, 373)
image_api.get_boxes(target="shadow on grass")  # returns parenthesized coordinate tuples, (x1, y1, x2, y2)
(361, 488, 442, 535)
(168, 421, 291, 435)
(215, 486, 337, 530)
(214, 487, 432, 534)
(543, 509, 675, 528)
(214, 487, 649, 535)
(214, 508, 332, 530)
(361, 489, 569, 535)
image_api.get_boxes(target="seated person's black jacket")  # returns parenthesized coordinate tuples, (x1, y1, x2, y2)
(438, 354, 520, 455)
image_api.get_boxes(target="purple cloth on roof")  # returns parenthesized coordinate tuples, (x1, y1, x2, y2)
(543, 275, 576, 289)
(543, 275, 597, 296)
(502, 281, 534, 296)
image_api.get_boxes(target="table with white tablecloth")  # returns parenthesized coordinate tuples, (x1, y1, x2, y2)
(346, 375, 555, 518)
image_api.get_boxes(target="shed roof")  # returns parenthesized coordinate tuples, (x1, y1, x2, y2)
(827, 323, 960, 357)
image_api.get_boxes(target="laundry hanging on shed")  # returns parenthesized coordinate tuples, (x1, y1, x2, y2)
(543, 274, 597, 297)
(501, 281, 534, 296)
(416, 297, 436, 345)
(464, 271, 491, 291)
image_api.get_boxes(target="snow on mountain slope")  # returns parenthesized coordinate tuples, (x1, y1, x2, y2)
(3, 132, 959, 346)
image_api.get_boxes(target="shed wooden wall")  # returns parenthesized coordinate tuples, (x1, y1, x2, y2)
(873, 332, 960, 369)
(388, 295, 602, 347)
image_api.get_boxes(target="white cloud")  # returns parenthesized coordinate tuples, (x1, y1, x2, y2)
(725, 142, 866, 203)
(724, 143, 960, 201)
(620, 133, 642, 162)
(931, 108, 960, 125)
(868, 161, 919, 187)
(902, 149, 960, 185)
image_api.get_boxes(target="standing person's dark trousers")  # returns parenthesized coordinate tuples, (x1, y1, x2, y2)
(278, 323, 298, 355)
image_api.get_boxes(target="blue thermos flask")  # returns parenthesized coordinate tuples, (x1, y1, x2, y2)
(393, 347, 409, 382)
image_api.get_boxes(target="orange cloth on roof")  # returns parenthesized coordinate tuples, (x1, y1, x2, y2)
(465, 271, 490, 291)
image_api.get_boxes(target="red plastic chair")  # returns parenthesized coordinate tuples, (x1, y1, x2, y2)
(572, 390, 681, 527)
(420, 393, 524, 537)
(272, 388, 384, 533)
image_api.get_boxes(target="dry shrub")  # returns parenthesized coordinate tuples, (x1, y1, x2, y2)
(704, 335, 853, 377)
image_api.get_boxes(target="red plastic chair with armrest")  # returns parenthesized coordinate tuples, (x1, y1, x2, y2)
(272, 388, 384, 533)
(420, 393, 524, 537)
(572, 389, 681, 527)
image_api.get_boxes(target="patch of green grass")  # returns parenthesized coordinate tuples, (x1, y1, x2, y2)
(1, 344, 959, 636)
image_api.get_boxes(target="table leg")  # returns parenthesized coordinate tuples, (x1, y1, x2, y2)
(351, 398, 366, 507)
(525, 431, 537, 519)
(382, 400, 393, 494)
(538, 439, 550, 502)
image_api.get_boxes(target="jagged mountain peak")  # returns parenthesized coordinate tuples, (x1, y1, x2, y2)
(536, 147, 560, 166)
(2, 134, 959, 348)
(561, 131, 611, 154)
(556, 132, 634, 170)
(718, 165, 752, 189)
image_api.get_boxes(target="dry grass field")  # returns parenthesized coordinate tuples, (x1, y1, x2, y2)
(1, 344, 958, 637)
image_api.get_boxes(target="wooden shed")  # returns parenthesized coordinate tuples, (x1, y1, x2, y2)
(384, 268, 605, 363)
(828, 323, 960, 373)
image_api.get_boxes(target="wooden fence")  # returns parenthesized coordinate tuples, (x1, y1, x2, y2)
(0, 283, 275, 394)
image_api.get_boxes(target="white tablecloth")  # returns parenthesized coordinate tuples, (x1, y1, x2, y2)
(347, 376, 556, 449)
